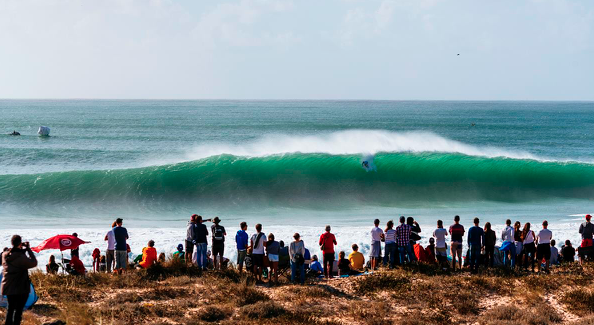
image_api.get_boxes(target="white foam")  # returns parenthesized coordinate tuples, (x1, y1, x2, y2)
(178, 130, 541, 162)
(0, 219, 586, 271)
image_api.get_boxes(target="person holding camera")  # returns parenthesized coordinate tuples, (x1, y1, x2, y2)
(1, 235, 37, 325)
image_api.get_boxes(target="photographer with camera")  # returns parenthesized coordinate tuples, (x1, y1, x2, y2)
(1, 235, 37, 325)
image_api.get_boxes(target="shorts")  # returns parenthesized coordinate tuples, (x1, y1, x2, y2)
(212, 241, 224, 257)
(370, 241, 381, 258)
(252, 254, 264, 267)
(436, 247, 447, 257)
(578, 246, 593, 258)
(115, 250, 127, 270)
(582, 239, 593, 248)
(268, 254, 279, 262)
(537, 244, 551, 260)
(185, 240, 194, 255)
(451, 242, 463, 256)
(237, 250, 247, 266)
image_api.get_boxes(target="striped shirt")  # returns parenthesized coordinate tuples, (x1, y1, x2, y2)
(385, 229, 396, 243)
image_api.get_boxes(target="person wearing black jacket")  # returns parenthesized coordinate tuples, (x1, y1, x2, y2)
(1, 235, 37, 325)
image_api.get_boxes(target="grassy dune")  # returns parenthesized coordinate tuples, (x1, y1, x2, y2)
(4, 260, 594, 325)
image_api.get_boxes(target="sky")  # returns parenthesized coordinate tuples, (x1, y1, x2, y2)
(0, 0, 593, 100)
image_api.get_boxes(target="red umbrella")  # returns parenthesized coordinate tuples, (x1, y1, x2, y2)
(31, 234, 89, 253)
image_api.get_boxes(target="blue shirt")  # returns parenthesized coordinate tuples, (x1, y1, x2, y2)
(468, 226, 484, 246)
(235, 230, 248, 250)
(113, 226, 128, 251)
(310, 260, 324, 273)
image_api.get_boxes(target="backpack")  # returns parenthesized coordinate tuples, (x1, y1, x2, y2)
(213, 225, 225, 241)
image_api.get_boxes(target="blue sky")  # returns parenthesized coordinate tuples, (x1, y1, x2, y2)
(0, 0, 592, 100)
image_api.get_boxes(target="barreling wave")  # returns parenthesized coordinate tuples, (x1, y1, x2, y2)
(1, 152, 594, 207)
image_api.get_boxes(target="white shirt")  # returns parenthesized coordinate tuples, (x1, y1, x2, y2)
(371, 227, 384, 242)
(433, 228, 448, 248)
(537, 229, 553, 244)
(501, 226, 514, 243)
(251, 232, 265, 254)
(385, 229, 396, 243)
(523, 231, 535, 244)
(106, 229, 115, 250)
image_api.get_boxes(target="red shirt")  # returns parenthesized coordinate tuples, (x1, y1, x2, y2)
(319, 232, 337, 254)
(71, 256, 86, 275)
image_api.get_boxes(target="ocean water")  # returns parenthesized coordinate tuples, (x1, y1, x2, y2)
(1, 100, 593, 267)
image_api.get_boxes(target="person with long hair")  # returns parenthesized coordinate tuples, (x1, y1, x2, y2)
(522, 222, 536, 272)
(265, 233, 280, 286)
(513, 221, 523, 269)
(384, 220, 397, 269)
(1, 235, 38, 325)
(483, 222, 496, 268)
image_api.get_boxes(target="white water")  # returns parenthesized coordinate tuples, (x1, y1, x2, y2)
(1, 216, 588, 271)
(142, 130, 550, 167)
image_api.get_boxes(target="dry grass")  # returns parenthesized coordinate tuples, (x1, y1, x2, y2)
(20, 262, 594, 324)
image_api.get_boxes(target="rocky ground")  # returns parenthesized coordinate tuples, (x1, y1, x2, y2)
(4, 260, 594, 325)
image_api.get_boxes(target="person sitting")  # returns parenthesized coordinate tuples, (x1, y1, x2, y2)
(69, 255, 86, 276)
(172, 244, 185, 262)
(278, 240, 290, 269)
(46, 255, 59, 274)
(337, 251, 350, 276)
(92, 248, 101, 272)
(99, 255, 107, 272)
(137, 240, 158, 269)
(348, 244, 365, 274)
(424, 238, 437, 265)
(309, 255, 324, 275)
(550, 240, 559, 265)
(303, 248, 312, 269)
(158, 253, 166, 264)
(561, 240, 576, 263)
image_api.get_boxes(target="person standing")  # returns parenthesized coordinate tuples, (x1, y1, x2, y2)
(522, 223, 536, 272)
(265, 233, 280, 286)
(211, 217, 226, 270)
(433, 220, 448, 269)
(319, 225, 337, 279)
(289, 233, 305, 285)
(195, 215, 209, 270)
(536, 220, 553, 274)
(500, 219, 515, 268)
(250, 224, 265, 283)
(384, 220, 397, 269)
(113, 218, 129, 274)
(513, 221, 523, 269)
(70, 233, 80, 259)
(467, 217, 484, 274)
(104, 220, 117, 272)
(370, 219, 384, 270)
(235, 222, 249, 272)
(185, 214, 198, 265)
(449, 215, 465, 271)
(396, 216, 412, 265)
(1, 235, 37, 325)
(578, 214, 594, 264)
(483, 222, 496, 268)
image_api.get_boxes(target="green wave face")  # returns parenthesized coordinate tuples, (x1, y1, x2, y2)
(1, 153, 594, 208)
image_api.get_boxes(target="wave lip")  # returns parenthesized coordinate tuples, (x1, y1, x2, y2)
(171, 130, 544, 165)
